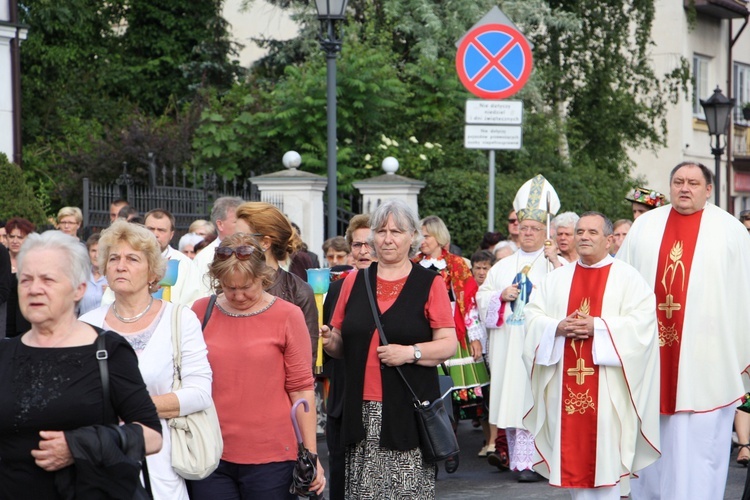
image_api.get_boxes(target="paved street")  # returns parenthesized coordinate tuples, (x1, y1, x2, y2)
(319, 418, 748, 499)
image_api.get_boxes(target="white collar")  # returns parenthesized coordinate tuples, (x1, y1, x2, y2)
(419, 257, 446, 270)
(577, 254, 614, 269)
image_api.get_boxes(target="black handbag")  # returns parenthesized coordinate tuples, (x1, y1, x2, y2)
(363, 270, 459, 463)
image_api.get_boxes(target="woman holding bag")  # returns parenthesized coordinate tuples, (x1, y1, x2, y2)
(191, 233, 324, 499)
(81, 220, 213, 500)
(320, 199, 457, 498)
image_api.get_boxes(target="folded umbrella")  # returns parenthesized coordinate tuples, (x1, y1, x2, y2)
(289, 399, 320, 498)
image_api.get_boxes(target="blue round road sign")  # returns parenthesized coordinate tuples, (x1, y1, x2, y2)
(456, 24, 533, 100)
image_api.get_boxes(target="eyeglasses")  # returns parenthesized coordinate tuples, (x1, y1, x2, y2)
(740, 210, 750, 221)
(58, 221, 79, 226)
(519, 226, 544, 233)
(351, 242, 370, 250)
(215, 245, 257, 260)
(508, 218, 518, 224)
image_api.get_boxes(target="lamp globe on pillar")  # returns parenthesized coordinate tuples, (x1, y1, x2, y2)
(315, 0, 349, 239)
(700, 86, 735, 206)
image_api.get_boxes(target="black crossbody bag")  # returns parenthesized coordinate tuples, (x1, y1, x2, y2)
(363, 270, 459, 463)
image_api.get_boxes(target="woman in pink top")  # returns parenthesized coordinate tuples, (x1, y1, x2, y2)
(191, 233, 325, 499)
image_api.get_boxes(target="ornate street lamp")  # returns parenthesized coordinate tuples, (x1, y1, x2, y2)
(700, 86, 735, 206)
(315, 0, 348, 237)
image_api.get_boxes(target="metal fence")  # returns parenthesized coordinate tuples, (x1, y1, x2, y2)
(82, 161, 275, 244)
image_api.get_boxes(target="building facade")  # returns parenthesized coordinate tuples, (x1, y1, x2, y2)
(0, 0, 26, 166)
(629, 0, 750, 213)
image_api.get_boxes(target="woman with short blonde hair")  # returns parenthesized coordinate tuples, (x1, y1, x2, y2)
(81, 220, 213, 500)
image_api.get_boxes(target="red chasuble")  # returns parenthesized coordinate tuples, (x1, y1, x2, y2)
(560, 264, 611, 487)
(654, 209, 702, 414)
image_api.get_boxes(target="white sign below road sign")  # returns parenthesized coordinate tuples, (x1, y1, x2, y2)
(466, 100, 523, 125)
(464, 125, 522, 150)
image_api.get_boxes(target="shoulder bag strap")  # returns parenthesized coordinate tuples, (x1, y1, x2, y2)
(363, 269, 423, 406)
(96, 331, 115, 424)
(201, 295, 217, 330)
(171, 304, 184, 392)
(97, 329, 154, 498)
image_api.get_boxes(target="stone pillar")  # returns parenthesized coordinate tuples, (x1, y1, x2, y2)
(352, 157, 427, 216)
(250, 152, 327, 259)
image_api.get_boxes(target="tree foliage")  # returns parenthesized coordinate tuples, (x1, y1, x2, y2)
(0, 154, 47, 225)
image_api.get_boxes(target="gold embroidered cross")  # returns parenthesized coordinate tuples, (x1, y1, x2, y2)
(658, 294, 681, 319)
(567, 358, 595, 385)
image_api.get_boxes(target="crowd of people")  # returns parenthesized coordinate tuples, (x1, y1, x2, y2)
(0, 160, 749, 499)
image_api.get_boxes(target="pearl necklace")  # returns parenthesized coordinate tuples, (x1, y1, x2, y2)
(112, 296, 154, 323)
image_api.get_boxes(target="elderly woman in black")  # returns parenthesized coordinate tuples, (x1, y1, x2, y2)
(0, 230, 162, 499)
(320, 199, 457, 498)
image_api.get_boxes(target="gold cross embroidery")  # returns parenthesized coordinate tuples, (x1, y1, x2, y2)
(567, 358, 595, 385)
(658, 293, 681, 319)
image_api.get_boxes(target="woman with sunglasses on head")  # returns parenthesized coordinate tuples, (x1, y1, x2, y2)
(80, 220, 213, 499)
(191, 233, 325, 499)
(233, 202, 319, 363)
(5, 217, 35, 337)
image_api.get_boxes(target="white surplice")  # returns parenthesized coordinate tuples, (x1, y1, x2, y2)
(617, 203, 750, 411)
(522, 256, 660, 491)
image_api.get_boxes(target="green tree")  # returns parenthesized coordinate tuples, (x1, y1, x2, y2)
(0, 154, 47, 225)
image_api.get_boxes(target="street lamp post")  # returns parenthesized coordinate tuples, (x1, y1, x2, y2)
(700, 86, 735, 207)
(315, 0, 348, 238)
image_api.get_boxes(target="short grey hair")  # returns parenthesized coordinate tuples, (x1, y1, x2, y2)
(552, 211, 580, 230)
(578, 211, 614, 236)
(179, 232, 205, 252)
(369, 199, 423, 258)
(210, 196, 244, 225)
(17, 231, 90, 289)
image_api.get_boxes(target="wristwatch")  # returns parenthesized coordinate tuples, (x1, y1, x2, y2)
(413, 344, 422, 362)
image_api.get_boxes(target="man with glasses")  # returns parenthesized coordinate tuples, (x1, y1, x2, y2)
(477, 174, 560, 483)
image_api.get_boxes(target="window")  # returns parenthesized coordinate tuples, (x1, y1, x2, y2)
(693, 54, 710, 117)
(734, 62, 750, 124)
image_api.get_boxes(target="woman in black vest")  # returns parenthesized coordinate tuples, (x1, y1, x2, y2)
(320, 199, 457, 499)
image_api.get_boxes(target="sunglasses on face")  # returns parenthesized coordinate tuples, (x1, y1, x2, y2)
(215, 245, 257, 261)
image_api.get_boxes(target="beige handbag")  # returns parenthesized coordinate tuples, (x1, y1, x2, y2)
(168, 304, 223, 480)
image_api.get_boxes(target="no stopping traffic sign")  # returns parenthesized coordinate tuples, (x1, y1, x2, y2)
(456, 23, 533, 100)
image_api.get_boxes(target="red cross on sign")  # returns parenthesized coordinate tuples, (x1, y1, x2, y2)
(456, 23, 533, 100)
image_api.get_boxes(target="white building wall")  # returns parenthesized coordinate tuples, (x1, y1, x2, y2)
(223, 0, 298, 67)
(629, 1, 750, 210)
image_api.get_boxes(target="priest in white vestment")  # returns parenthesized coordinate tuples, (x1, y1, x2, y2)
(618, 162, 750, 499)
(523, 212, 660, 500)
(477, 174, 560, 482)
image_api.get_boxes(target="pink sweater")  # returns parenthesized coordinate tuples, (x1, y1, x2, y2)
(192, 296, 314, 464)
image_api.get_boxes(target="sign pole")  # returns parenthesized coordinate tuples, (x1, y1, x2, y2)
(488, 150, 496, 232)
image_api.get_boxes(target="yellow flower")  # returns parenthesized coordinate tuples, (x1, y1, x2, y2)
(420, 154, 427, 161)
(424, 142, 434, 149)
(364, 154, 371, 161)
(409, 136, 418, 143)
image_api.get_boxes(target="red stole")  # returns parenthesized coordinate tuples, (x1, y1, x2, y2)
(560, 264, 611, 487)
(654, 209, 703, 414)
